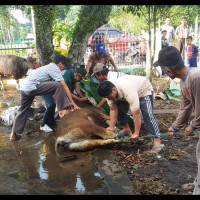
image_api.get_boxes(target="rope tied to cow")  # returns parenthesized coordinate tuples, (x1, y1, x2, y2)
(115, 130, 200, 140)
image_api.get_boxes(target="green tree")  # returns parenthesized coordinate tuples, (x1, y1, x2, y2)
(124, 5, 172, 81)
(31, 5, 57, 65)
(67, 5, 112, 64)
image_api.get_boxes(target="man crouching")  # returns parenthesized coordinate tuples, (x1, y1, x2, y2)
(97, 76, 164, 154)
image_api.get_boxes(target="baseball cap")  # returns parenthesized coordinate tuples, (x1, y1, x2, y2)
(92, 63, 106, 76)
(75, 68, 87, 81)
(96, 43, 105, 54)
(153, 46, 184, 69)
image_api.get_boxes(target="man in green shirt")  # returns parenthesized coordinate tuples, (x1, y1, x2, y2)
(40, 67, 88, 132)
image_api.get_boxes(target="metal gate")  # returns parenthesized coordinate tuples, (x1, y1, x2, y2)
(0, 38, 35, 57)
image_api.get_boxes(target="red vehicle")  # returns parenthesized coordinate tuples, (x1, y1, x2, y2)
(87, 27, 136, 52)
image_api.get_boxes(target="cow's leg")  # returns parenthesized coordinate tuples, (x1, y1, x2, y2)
(68, 139, 121, 151)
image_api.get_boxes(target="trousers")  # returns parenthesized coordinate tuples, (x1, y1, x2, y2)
(12, 81, 69, 134)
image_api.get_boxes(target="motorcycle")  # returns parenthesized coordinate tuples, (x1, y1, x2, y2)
(124, 41, 140, 64)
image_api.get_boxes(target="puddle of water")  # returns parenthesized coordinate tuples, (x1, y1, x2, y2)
(0, 126, 108, 194)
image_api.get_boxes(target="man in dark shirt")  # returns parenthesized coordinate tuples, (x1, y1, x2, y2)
(86, 43, 118, 83)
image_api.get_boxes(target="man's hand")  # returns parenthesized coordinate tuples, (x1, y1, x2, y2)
(184, 125, 194, 136)
(107, 126, 114, 132)
(71, 102, 80, 110)
(168, 126, 175, 136)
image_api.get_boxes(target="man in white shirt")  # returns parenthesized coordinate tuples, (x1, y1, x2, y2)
(97, 76, 164, 154)
(10, 55, 79, 141)
(161, 17, 175, 46)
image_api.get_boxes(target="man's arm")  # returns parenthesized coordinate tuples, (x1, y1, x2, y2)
(73, 83, 87, 102)
(96, 98, 107, 108)
(107, 101, 118, 132)
(171, 95, 192, 131)
(109, 56, 118, 72)
(86, 60, 93, 76)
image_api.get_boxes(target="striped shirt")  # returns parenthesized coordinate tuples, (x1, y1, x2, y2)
(106, 75, 153, 111)
(20, 63, 64, 92)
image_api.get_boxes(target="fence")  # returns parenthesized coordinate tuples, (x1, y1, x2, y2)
(84, 33, 146, 69)
(0, 38, 35, 57)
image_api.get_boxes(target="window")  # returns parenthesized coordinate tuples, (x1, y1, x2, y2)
(108, 30, 122, 37)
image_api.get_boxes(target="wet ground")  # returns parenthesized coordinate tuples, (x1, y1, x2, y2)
(0, 85, 108, 195)
(0, 79, 199, 195)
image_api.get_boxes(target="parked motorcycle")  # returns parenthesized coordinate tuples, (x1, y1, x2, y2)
(124, 41, 140, 64)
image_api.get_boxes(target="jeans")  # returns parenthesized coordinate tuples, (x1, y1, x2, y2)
(41, 94, 56, 127)
(90, 76, 99, 83)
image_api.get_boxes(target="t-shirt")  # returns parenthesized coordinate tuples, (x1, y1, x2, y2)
(185, 44, 198, 67)
(172, 68, 200, 129)
(161, 24, 175, 44)
(62, 69, 75, 92)
(175, 25, 190, 39)
(20, 63, 64, 92)
(106, 75, 153, 111)
(161, 37, 168, 49)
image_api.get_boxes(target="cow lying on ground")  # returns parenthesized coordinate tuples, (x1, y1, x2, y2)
(55, 105, 122, 154)
(0, 54, 34, 90)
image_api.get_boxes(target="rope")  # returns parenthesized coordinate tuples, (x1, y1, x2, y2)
(115, 130, 200, 140)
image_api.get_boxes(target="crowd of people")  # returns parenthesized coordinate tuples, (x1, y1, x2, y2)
(9, 16, 200, 195)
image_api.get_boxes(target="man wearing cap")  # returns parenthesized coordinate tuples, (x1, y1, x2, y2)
(40, 67, 88, 132)
(86, 43, 119, 83)
(10, 54, 80, 141)
(154, 46, 200, 194)
(97, 76, 164, 154)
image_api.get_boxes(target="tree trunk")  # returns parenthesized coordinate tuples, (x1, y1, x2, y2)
(146, 7, 152, 82)
(153, 7, 157, 77)
(67, 5, 112, 64)
(32, 5, 57, 66)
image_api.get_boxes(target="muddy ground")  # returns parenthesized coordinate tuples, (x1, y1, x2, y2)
(111, 78, 198, 195)
(0, 78, 198, 195)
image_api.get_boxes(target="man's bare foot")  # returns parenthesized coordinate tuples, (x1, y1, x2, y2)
(131, 133, 139, 139)
(10, 132, 22, 141)
(182, 183, 195, 191)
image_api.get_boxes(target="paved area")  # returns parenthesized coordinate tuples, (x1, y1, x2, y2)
(94, 148, 135, 195)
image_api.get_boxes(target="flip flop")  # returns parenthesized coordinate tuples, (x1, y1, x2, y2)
(182, 183, 195, 191)
(10, 133, 22, 141)
(150, 144, 165, 154)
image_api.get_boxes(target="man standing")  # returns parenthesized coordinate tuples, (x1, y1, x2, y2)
(161, 17, 175, 46)
(154, 46, 200, 195)
(86, 43, 119, 83)
(97, 76, 164, 154)
(10, 55, 79, 141)
(175, 17, 191, 60)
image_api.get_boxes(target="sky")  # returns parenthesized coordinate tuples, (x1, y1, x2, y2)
(10, 9, 29, 24)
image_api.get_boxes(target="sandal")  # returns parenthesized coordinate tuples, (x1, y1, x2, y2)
(182, 183, 195, 191)
(10, 132, 22, 141)
(150, 144, 165, 154)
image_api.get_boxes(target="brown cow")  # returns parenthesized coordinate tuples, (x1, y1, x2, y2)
(0, 54, 34, 90)
(55, 105, 122, 153)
